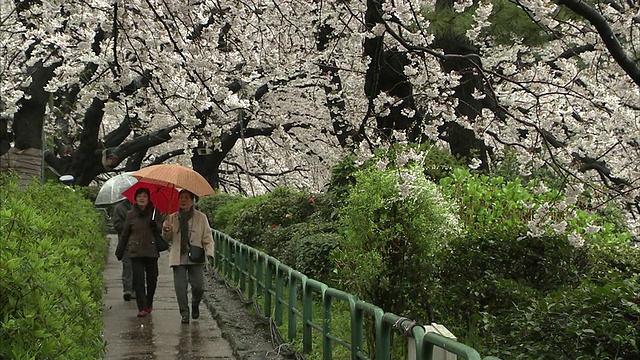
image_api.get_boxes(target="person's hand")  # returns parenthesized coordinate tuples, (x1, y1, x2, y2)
(163, 220, 172, 232)
(205, 255, 214, 271)
(115, 249, 124, 261)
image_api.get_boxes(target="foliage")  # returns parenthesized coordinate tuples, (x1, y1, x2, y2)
(295, 232, 342, 283)
(433, 166, 637, 358)
(332, 162, 462, 321)
(211, 189, 339, 281)
(326, 144, 462, 208)
(326, 155, 367, 210)
(490, 148, 563, 191)
(223, 186, 319, 247)
(433, 231, 592, 335)
(82, 184, 101, 205)
(586, 242, 640, 280)
(197, 192, 247, 231)
(418, 143, 466, 182)
(424, 0, 577, 46)
(480, 273, 640, 359)
(259, 220, 341, 284)
(0, 174, 108, 359)
(439, 168, 633, 245)
(439, 168, 557, 233)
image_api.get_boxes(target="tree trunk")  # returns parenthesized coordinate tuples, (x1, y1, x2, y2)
(12, 61, 58, 151)
(433, 35, 490, 169)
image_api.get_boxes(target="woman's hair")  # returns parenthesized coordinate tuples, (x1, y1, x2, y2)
(134, 187, 151, 198)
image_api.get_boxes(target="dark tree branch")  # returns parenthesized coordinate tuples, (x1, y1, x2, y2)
(103, 114, 133, 148)
(558, 0, 640, 86)
(572, 152, 631, 189)
(151, 148, 186, 165)
(110, 124, 180, 164)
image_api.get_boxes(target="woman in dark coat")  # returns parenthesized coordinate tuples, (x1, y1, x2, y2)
(115, 187, 163, 317)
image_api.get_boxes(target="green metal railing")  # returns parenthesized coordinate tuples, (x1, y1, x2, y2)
(212, 230, 500, 360)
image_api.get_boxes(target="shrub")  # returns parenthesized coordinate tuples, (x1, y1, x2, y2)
(242, 206, 339, 279)
(0, 175, 108, 359)
(433, 231, 591, 336)
(481, 273, 640, 359)
(197, 192, 247, 230)
(274, 218, 342, 282)
(439, 168, 633, 246)
(294, 232, 341, 284)
(332, 164, 462, 322)
(224, 186, 318, 247)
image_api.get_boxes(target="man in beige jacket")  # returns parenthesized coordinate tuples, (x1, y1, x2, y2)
(162, 189, 214, 324)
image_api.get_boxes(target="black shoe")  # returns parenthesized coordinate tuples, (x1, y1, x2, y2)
(191, 306, 199, 319)
(123, 293, 131, 301)
(181, 314, 190, 324)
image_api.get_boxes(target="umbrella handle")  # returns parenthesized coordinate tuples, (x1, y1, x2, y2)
(169, 186, 176, 214)
(152, 208, 156, 221)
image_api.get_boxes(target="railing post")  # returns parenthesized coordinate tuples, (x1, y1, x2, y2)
(256, 252, 264, 302)
(233, 242, 240, 284)
(302, 278, 313, 354)
(288, 271, 298, 341)
(425, 324, 458, 360)
(248, 248, 256, 299)
(213, 231, 220, 269)
(322, 289, 333, 360)
(224, 236, 232, 278)
(375, 308, 390, 360)
(275, 262, 284, 326)
(349, 296, 362, 360)
(403, 321, 459, 360)
(265, 259, 274, 318)
(238, 244, 246, 293)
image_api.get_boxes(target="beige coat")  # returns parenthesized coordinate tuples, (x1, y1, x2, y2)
(162, 208, 214, 267)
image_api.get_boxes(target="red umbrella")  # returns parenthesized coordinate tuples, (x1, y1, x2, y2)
(122, 181, 180, 215)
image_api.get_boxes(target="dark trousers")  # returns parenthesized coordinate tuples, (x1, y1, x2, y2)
(131, 257, 158, 311)
(172, 265, 205, 317)
(122, 255, 133, 294)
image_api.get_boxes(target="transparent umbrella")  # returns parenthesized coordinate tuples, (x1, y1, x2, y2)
(95, 173, 138, 205)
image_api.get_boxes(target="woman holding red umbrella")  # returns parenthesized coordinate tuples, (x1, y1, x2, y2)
(115, 187, 164, 318)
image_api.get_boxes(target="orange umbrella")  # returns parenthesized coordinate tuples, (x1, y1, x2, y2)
(131, 164, 215, 197)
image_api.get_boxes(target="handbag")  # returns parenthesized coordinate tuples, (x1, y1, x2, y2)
(150, 209, 169, 252)
(188, 244, 205, 263)
(155, 232, 169, 252)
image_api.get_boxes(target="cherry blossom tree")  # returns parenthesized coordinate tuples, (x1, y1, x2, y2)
(1, 0, 638, 235)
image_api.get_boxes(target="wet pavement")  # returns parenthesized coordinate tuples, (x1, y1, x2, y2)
(102, 234, 235, 359)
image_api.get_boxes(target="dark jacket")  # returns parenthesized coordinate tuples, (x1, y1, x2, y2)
(112, 200, 133, 237)
(115, 204, 163, 260)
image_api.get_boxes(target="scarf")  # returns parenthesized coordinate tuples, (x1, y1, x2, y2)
(136, 202, 153, 217)
(131, 201, 158, 219)
(178, 207, 194, 253)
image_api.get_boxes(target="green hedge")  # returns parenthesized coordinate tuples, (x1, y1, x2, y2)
(0, 174, 108, 359)
(482, 273, 640, 359)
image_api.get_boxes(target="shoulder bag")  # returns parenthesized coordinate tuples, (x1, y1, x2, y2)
(151, 209, 169, 252)
(188, 244, 205, 263)
(155, 231, 169, 252)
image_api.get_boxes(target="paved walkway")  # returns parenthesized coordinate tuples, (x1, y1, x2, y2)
(102, 234, 236, 359)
